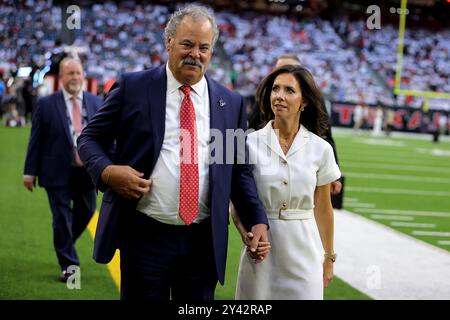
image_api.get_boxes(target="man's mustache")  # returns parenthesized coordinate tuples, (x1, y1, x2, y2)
(179, 57, 204, 70)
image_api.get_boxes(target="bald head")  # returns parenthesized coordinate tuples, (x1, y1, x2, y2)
(59, 58, 84, 95)
(275, 54, 301, 68)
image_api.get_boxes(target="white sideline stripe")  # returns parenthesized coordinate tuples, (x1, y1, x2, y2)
(346, 186, 450, 197)
(345, 172, 450, 184)
(342, 161, 450, 174)
(353, 138, 406, 147)
(416, 148, 450, 157)
(344, 198, 359, 202)
(340, 155, 444, 165)
(390, 222, 436, 228)
(333, 127, 450, 141)
(370, 215, 414, 221)
(334, 209, 450, 300)
(344, 202, 376, 208)
(412, 231, 450, 237)
(354, 208, 450, 218)
(437, 241, 450, 245)
(339, 149, 427, 157)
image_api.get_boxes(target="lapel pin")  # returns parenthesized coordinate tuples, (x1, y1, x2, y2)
(218, 99, 226, 107)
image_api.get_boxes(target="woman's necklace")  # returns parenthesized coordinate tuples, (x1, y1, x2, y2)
(273, 122, 299, 151)
(280, 136, 294, 149)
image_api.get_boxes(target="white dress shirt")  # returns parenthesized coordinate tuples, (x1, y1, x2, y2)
(136, 64, 211, 225)
(61, 87, 84, 147)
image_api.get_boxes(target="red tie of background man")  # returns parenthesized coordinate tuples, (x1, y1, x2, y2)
(179, 85, 199, 225)
(72, 96, 83, 166)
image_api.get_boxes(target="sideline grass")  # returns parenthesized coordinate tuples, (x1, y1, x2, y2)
(0, 125, 369, 300)
(335, 132, 450, 252)
(0, 126, 117, 299)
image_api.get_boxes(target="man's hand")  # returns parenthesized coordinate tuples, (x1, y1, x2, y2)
(330, 180, 342, 195)
(101, 165, 152, 199)
(239, 230, 270, 263)
(245, 232, 271, 264)
(246, 224, 270, 264)
(23, 175, 36, 192)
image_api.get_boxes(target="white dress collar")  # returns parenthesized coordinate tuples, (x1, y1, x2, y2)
(258, 120, 310, 159)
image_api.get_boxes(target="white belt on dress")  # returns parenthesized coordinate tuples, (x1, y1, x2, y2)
(265, 208, 314, 220)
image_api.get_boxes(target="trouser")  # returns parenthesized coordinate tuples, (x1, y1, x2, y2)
(120, 211, 218, 301)
(45, 167, 96, 270)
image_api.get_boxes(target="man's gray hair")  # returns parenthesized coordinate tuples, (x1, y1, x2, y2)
(59, 57, 83, 76)
(164, 4, 219, 48)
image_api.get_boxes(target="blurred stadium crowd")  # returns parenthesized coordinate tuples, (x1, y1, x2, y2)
(0, 0, 449, 125)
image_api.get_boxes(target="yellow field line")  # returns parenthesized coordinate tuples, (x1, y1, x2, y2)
(394, 0, 450, 100)
(394, 89, 450, 100)
(394, 0, 407, 92)
(87, 211, 121, 291)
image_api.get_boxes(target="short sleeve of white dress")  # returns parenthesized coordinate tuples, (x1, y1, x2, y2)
(316, 141, 341, 186)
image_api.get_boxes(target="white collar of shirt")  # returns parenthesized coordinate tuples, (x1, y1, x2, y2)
(165, 63, 207, 99)
(61, 87, 83, 104)
(259, 120, 310, 159)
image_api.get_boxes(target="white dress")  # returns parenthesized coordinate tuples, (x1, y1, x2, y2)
(235, 121, 341, 300)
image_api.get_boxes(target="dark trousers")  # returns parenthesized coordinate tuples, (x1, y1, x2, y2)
(45, 167, 96, 270)
(120, 211, 218, 301)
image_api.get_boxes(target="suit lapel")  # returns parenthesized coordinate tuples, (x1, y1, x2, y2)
(207, 77, 226, 134)
(55, 91, 73, 146)
(206, 77, 227, 199)
(146, 65, 167, 175)
(82, 92, 95, 121)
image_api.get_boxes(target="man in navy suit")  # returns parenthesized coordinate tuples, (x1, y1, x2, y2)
(77, 4, 269, 300)
(23, 58, 102, 282)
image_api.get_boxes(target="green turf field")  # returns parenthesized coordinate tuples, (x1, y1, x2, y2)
(334, 131, 450, 252)
(0, 126, 118, 299)
(0, 125, 386, 300)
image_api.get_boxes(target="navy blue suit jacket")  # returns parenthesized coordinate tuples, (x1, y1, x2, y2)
(77, 65, 268, 284)
(24, 91, 102, 187)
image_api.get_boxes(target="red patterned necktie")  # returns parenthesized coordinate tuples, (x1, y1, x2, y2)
(179, 85, 199, 225)
(72, 96, 83, 166)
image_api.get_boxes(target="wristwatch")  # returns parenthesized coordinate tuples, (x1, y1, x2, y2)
(324, 252, 337, 262)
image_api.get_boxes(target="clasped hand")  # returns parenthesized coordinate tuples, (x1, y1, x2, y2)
(242, 224, 271, 264)
(102, 165, 152, 199)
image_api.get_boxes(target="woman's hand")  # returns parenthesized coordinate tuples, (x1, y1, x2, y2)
(245, 232, 271, 264)
(230, 204, 271, 263)
(323, 258, 334, 288)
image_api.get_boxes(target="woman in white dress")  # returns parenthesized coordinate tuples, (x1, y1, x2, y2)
(233, 65, 341, 300)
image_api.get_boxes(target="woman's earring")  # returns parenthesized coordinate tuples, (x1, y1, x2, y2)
(300, 106, 305, 112)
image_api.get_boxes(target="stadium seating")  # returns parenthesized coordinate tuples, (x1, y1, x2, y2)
(0, 0, 448, 110)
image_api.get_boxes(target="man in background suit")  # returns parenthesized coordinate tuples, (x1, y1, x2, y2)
(23, 58, 102, 282)
(77, 4, 269, 300)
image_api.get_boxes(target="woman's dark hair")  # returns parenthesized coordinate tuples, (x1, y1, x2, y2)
(255, 64, 329, 137)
